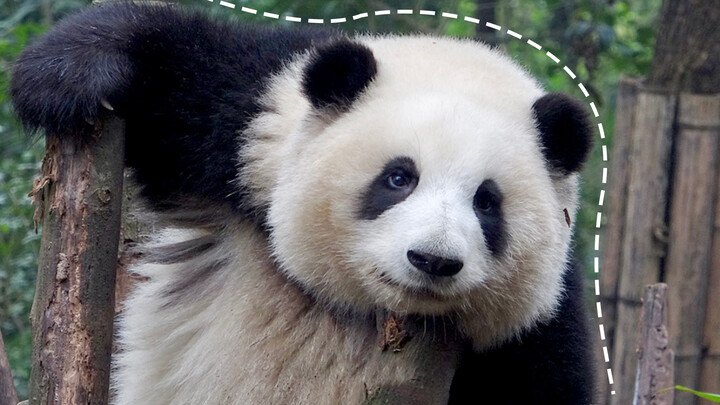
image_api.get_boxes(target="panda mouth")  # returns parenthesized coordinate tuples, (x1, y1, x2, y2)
(377, 272, 447, 301)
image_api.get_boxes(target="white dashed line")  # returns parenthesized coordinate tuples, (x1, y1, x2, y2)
(219, 1, 234, 8)
(526, 39, 542, 50)
(308, 18, 324, 24)
(352, 12, 368, 20)
(507, 29, 522, 39)
(563, 66, 576, 79)
(375, 10, 390, 16)
(263, 12, 278, 19)
(330, 17, 346, 24)
(578, 83, 589, 97)
(546, 51, 560, 63)
(464, 16, 480, 24)
(486, 22, 501, 30)
(240, 6, 256, 14)
(420, 10, 436, 16)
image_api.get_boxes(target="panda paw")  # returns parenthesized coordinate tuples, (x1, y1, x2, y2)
(10, 3, 137, 135)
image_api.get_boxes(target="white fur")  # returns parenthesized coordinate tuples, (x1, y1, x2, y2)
(114, 35, 581, 403)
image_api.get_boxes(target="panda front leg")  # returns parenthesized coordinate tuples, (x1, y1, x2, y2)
(11, 2, 333, 225)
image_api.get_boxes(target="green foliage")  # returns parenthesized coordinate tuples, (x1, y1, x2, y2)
(0, 26, 47, 404)
(0, 21, 47, 402)
(1, 0, 90, 399)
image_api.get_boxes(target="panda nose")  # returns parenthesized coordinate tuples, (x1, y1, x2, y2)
(407, 250, 464, 277)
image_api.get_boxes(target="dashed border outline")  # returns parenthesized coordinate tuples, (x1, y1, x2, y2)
(204, 0, 615, 396)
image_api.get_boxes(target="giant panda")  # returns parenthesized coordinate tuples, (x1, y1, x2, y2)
(11, 2, 596, 404)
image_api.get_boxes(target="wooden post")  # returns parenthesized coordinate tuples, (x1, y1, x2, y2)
(664, 93, 720, 401)
(1, 330, 19, 405)
(27, 117, 125, 405)
(598, 77, 640, 398)
(699, 95, 720, 396)
(635, 283, 674, 405)
(610, 87, 676, 405)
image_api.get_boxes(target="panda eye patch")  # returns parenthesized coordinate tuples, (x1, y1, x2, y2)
(358, 157, 418, 220)
(473, 179, 507, 256)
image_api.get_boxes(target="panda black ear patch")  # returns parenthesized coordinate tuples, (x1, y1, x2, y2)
(532, 93, 593, 174)
(302, 39, 377, 111)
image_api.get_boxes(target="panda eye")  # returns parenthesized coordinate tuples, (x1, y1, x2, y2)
(476, 195, 492, 211)
(386, 172, 411, 189)
(474, 179, 503, 214)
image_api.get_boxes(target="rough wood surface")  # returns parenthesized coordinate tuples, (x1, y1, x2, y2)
(0, 330, 18, 405)
(610, 89, 676, 405)
(647, 0, 720, 94)
(665, 93, 720, 403)
(28, 117, 125, 405)
(694, 93, 720, 397)
(635, 284, 674, 405)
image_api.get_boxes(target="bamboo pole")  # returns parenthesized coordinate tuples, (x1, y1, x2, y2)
(695, 92, 720, 397)
(635, 283, 674, 405)
(1, 329, 18, 405)
(610, 88, 676, 405)
(598, 77, 640, 399)
(664, 93, 720, 404)
(27, 117, 125, 405)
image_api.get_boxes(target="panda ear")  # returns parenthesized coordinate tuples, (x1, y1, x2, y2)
(532, 93, 593, 174)
(302, 39, 377, 112)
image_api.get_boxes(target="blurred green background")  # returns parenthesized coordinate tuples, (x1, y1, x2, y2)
(0, 0, 660, 399)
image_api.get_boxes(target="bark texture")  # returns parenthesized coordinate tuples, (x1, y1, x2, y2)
(28, 118, 125, 405)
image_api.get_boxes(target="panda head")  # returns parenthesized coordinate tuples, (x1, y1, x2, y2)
(253, 36, 592, 342)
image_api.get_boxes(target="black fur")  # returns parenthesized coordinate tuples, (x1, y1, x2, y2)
(532, 93, 593, 174)
(11, 2, 338, 222)
(473, 179, 507, 256)
(449, 260, 596, 404)
(358, 156, 418, 220)
(302, 39, 377, 112)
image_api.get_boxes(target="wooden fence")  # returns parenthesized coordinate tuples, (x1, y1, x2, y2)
(600, 78, 720, 404)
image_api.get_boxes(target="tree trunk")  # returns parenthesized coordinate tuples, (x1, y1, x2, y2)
(1, 330, 18, 405)
(474, 0, 498, 46)
(27, 118, 125, 405)
(647, 0, 720, 94)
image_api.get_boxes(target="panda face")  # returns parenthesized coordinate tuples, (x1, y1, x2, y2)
(258, 36, 590, 331)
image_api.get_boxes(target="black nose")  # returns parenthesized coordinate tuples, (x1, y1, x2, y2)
(407, 250, 463, 277)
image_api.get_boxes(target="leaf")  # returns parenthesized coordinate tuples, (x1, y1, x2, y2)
(667, 386, 720, 402)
